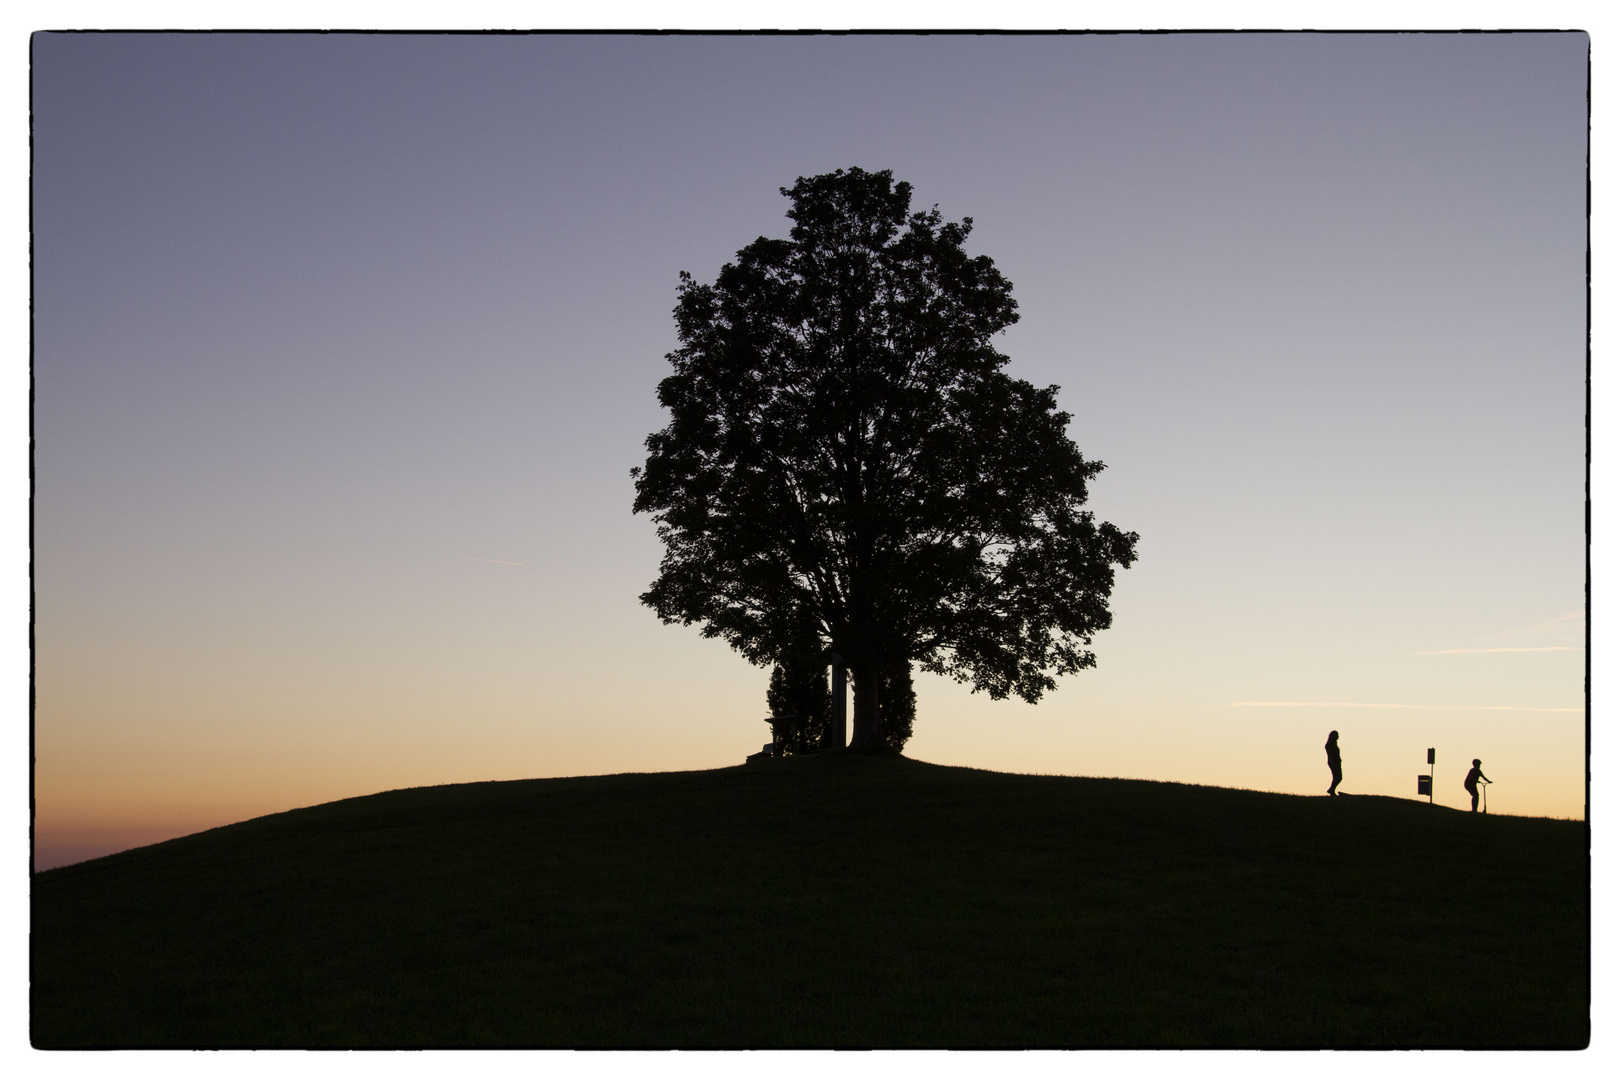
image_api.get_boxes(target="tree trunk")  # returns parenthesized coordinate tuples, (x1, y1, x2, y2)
(829, 655, 848, 750)
(847, 664, 885, 750)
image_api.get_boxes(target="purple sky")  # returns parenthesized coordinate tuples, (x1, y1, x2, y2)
(31, 32, 1588, 867)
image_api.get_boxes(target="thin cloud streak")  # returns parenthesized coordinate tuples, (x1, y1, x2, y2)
(1227, 702, 1583, 713)
(1410, 646, 1581, 654)
(464, 557, 526, 566)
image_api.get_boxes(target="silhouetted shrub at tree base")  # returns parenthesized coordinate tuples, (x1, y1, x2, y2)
(766, 653, 831, 755)
(878, 660, 915, 754)
(765, 654, 912, 755)
(633, 167, 1138, 752)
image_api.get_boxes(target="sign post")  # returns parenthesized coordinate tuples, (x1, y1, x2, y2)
(1418, 747, 1435, 804)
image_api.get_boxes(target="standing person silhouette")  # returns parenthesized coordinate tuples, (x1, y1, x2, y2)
(1325, 730, 1342, 796)
(1464, 759, 1492, 813)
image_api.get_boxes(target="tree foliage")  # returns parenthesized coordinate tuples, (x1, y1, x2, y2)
(632, 168, 1138, 751)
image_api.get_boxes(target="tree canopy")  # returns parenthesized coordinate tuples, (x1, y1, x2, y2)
(632, 168, 1138, 752)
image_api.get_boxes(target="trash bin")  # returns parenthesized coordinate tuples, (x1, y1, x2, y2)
(1417, 774, 1432, 796)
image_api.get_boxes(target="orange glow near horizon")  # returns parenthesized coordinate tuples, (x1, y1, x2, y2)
(34, 652, 1588, 871)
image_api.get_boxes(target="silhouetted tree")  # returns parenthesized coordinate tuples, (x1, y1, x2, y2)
(633, 167, 1138, 751)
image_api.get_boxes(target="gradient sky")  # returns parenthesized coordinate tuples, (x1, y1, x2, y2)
(31, 31, 1588, 869)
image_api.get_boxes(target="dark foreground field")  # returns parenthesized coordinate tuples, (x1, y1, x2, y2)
(33, 753, 1587, 1048)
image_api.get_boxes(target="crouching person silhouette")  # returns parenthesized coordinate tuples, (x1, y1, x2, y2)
(1464, 759, 1491, 813)
(1326, 730, 1342, 796)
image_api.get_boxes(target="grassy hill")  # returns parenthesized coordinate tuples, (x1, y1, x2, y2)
(32, 753, 1587, 1048)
